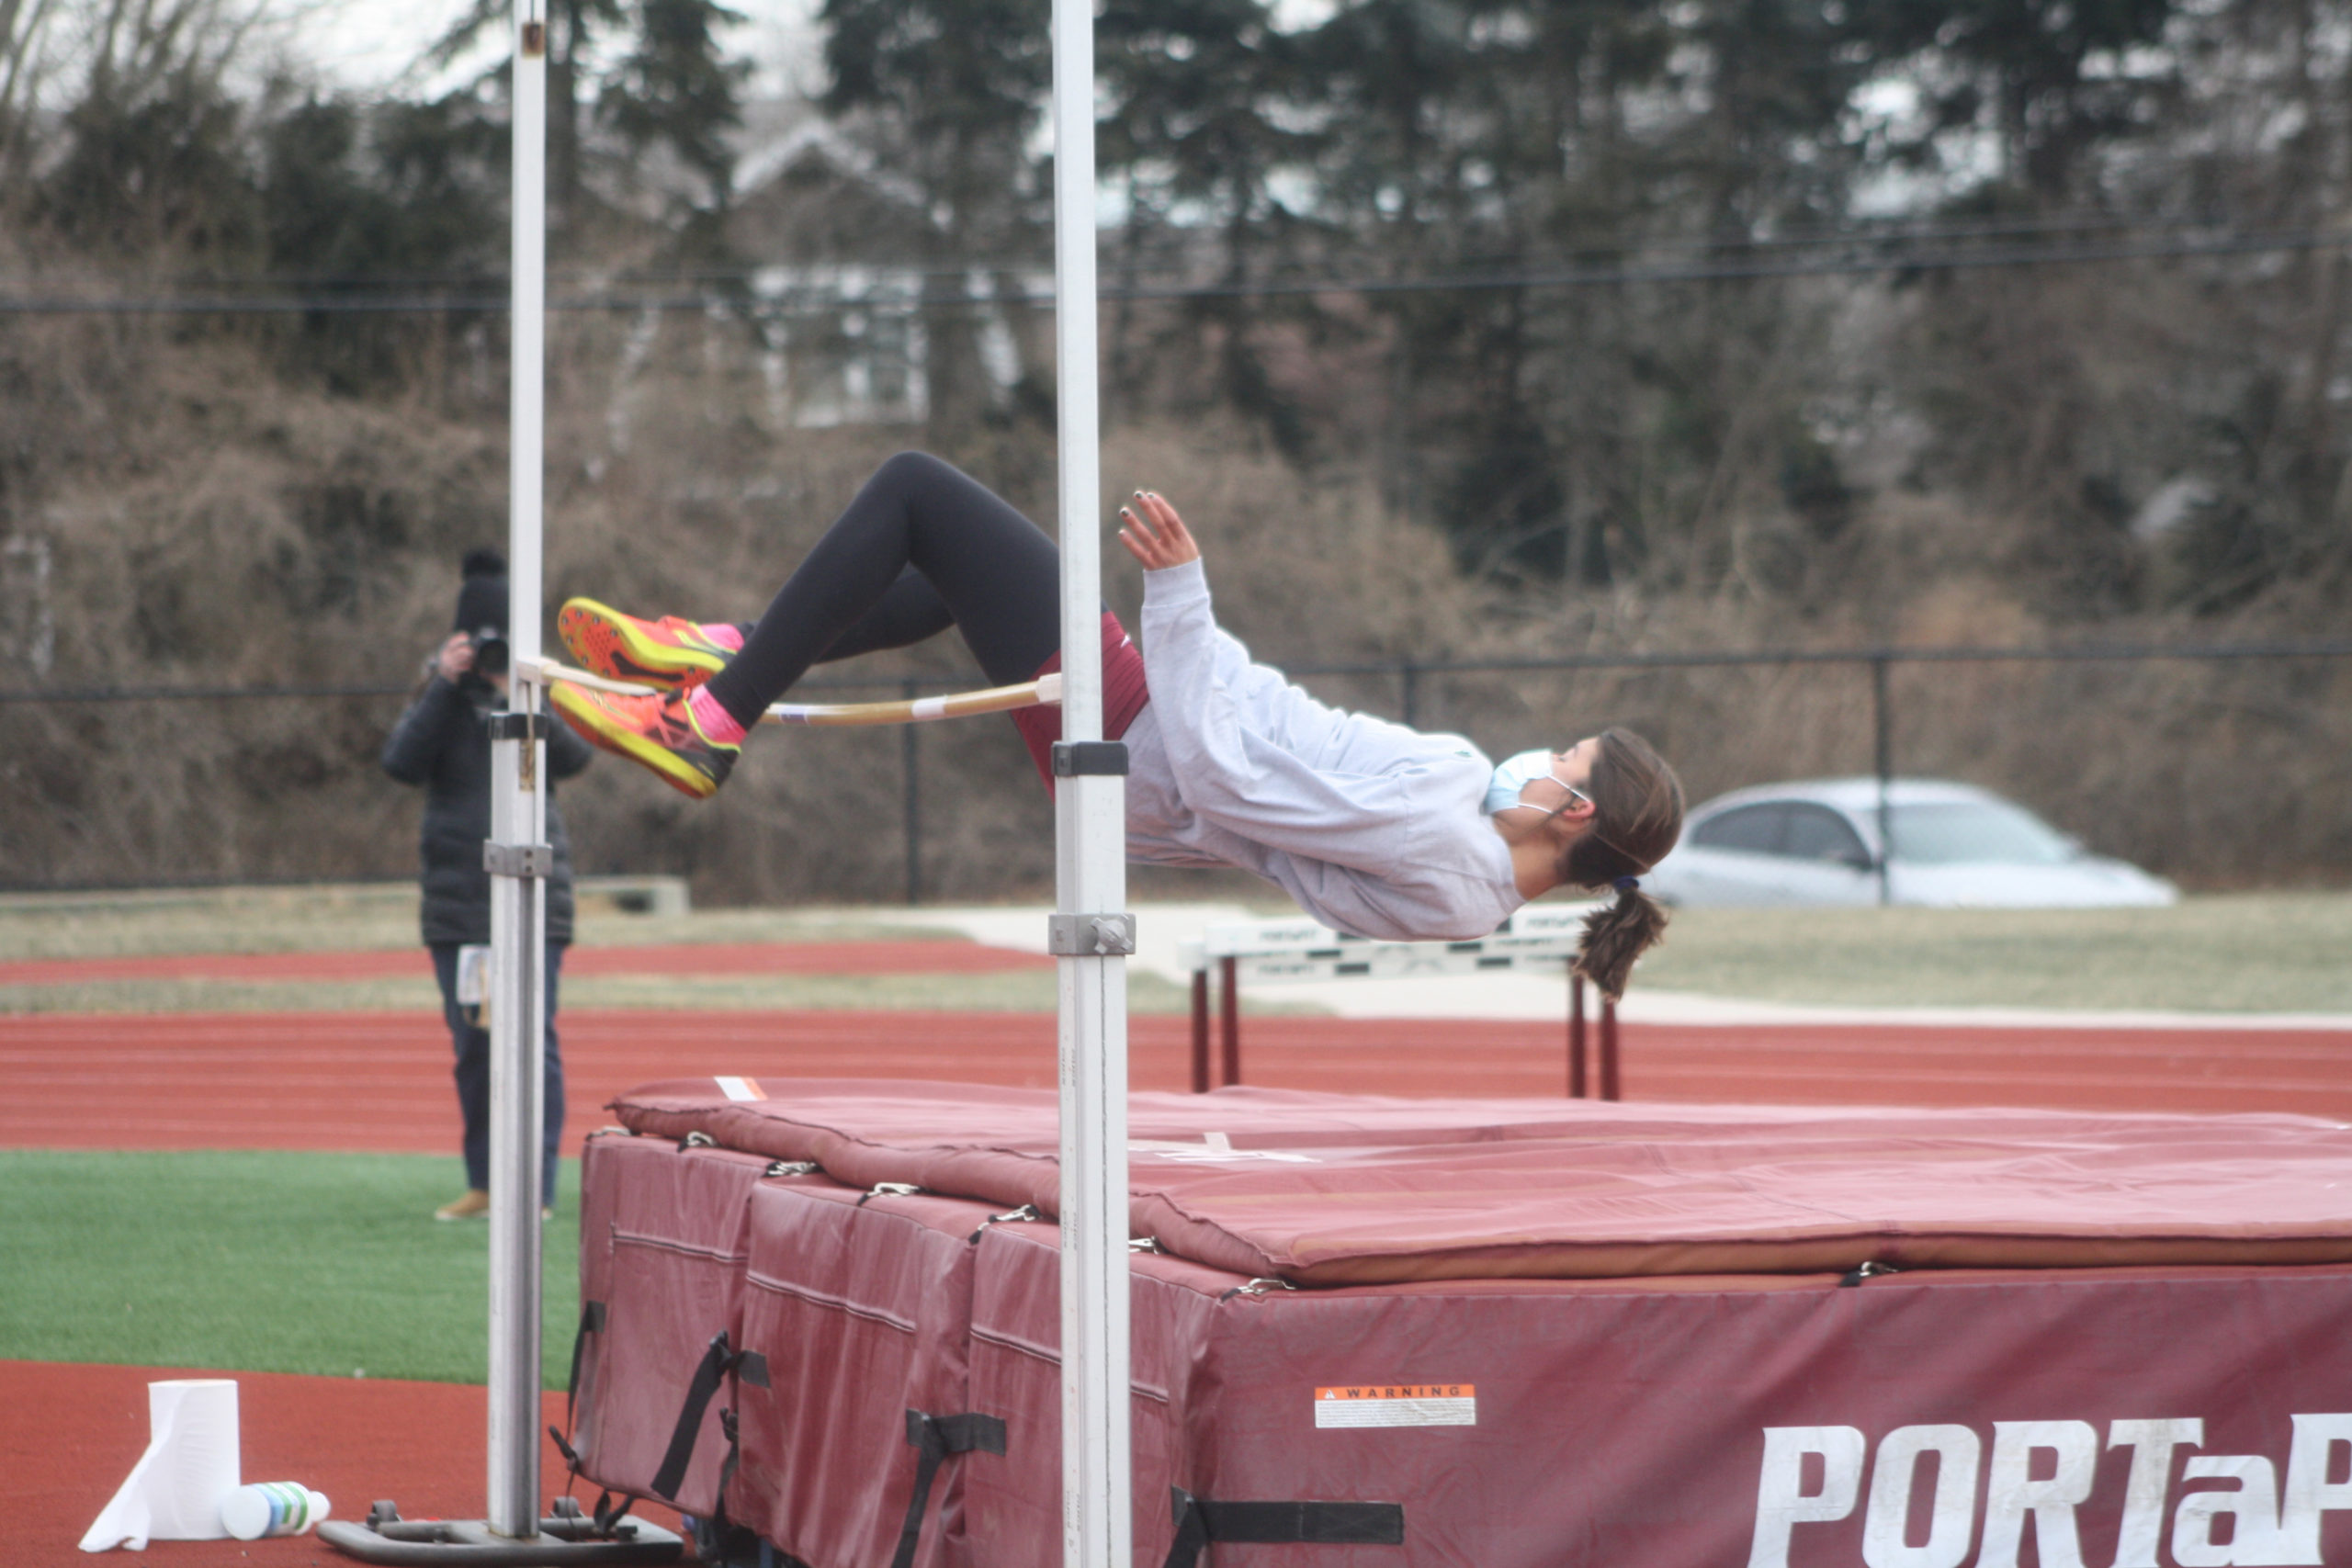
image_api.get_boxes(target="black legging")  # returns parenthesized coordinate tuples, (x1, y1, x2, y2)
(703, 453, 1063, 729)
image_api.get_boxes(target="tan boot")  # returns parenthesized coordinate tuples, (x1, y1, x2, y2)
(435, 1188, 491, 1222)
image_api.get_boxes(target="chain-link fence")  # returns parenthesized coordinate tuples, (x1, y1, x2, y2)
(6, 638, 2349, 902)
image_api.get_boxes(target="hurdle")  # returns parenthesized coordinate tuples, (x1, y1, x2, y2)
(1178, 904, 1622, 1100)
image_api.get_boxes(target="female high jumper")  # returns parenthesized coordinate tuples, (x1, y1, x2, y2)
(549, 452, 1684, 996)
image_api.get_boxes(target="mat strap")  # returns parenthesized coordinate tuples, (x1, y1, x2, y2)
(1162, 1487, 1405, 1567)
(548, 1299, 608, 1472)
(650, 1331, 770, 1505)
(890, 1411, 1007, 1568)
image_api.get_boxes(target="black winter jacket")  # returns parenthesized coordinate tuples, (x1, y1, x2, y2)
(381, 674, 594, 946)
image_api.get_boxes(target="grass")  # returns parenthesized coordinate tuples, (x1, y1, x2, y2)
(1634, 892, 2352, 1011)
(0, 978, 448, 1014)
(0, 886, 1196, 1012)
(1, 883, 2348, 1014)
(0, 1150, 580, 1388)
(0, 969, 1201, 1014)
(0, 884, 972, 963)
(560, 969, 1203, 1012)
(0, 886, 421, 961)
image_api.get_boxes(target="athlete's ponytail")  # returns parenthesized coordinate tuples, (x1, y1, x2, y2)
(1558, 728, 1684, 1000)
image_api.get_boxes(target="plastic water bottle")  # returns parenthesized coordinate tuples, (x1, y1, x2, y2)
(218, 1482, 330, 1540)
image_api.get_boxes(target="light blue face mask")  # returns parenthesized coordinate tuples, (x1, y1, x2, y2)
(1486, 748, 1572, 816)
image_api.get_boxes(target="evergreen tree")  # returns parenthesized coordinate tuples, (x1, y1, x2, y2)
(429, 0, 742, 222)
(821, 0, 1052, 434)
(258, 94, 503, 391)
(602, 0, 750, 217)
(39, 63, 256, 260)
(1273, 0, 1889, 588)
(1100, 0, 1316, 449)
(1858, 0, 2178, 205)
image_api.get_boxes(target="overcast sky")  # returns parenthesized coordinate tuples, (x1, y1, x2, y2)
(287, 0, 1350, 97)
(291, 0, 827, 96)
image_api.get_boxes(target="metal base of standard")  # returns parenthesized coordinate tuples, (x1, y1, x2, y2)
(320, 1498, 684, 1565)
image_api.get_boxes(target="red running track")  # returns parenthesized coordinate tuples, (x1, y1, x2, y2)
(4, 1359, 687, 1567)
(6, 1010, 2346, 1562)
(1, 1008, 2346, 1155)
(0, 941, 1053, 988)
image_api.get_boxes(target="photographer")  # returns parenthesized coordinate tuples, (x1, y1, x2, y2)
(382, 548, 594, 1221)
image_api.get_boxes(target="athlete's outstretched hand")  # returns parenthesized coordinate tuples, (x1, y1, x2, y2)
(1118, 491, 1202, 571)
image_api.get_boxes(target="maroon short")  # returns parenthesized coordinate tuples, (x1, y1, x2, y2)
(1011, 610, 1150, 791)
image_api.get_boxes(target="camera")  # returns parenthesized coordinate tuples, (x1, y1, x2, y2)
(468, 628, 511, 677)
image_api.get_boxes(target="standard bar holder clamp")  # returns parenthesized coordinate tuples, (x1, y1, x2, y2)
(488, 711, 547, 789)
(1051, 739, 1129, 776)
(483, 842, 556, 879)
(1048, 912, 1137, 956)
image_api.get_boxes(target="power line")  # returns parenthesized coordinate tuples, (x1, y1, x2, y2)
(1283, 638, 2352, 681)
(1102, 228, 2347, 303)
(36, 207, 2208, 293)
(0, 226, 2340, 316)
(9, 637, 2350, 705)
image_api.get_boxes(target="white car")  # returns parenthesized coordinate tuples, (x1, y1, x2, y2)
(1642, 777, 2179, 908)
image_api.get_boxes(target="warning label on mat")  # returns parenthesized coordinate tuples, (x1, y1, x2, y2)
(1314, 1384, 1476, 1428)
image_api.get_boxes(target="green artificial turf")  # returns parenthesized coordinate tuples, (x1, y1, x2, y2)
(0, 1150, 580, 1388)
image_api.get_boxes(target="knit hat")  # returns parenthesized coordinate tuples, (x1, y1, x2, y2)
(452, 547, 509, 638)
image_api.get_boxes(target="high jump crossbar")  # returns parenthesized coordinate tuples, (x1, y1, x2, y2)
(520, 656, 1062, 726)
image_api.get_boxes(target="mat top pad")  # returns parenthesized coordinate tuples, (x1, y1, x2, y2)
(609, 1078, 2352, 1283)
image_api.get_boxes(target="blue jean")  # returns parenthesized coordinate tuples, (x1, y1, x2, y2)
(430, 941, 566, 1204)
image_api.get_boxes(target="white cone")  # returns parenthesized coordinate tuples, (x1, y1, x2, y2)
(80, 1380, 242, 1551)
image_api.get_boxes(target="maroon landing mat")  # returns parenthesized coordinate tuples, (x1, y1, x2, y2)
(584, 1080, 2352, 1566)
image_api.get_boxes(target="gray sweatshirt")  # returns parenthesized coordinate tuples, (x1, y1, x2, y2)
(1123, 558, 1524, 942)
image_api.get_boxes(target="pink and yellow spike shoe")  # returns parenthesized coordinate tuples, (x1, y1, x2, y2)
(557, 597, 735, 692)
(549, 683, 739, 800)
